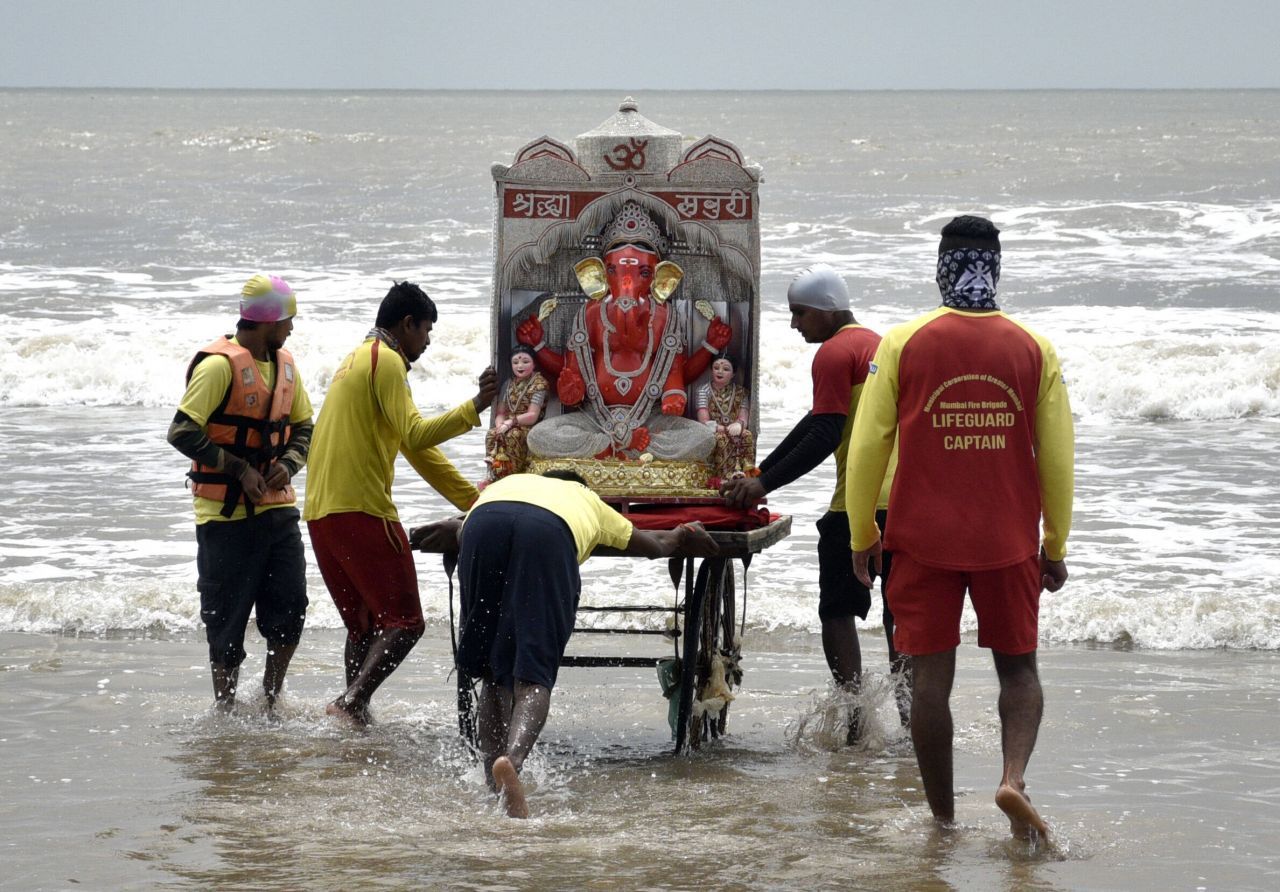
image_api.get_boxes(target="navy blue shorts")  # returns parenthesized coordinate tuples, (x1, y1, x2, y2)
(456, 502, 581, 690)
(195, 506, 308, 667)
(816, 509, 893, 622)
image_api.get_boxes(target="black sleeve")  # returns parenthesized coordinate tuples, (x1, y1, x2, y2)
(166, 411, 247, 477)
(758, 416, 809, 474)
(276, 419, 314, 478)
(757, 413, 846, 494)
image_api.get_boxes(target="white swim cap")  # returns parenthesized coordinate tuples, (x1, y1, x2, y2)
(787, 264, 849, 311)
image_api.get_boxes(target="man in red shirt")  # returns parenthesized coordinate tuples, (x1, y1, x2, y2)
(846, 216, 1074, 840)
(722, 265, 904, 740)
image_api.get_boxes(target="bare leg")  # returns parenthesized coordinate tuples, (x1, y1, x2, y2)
(327, 626, 423, 725)
(992, 650, 1049, 840)
(505, 681, 551, 772)
(822, 615, 863, 743)
(211, 662, 239, 711)
(344, 633, 373, 688)
(476, 681, 513, 788)
(883, 613, 913, 728)
(262, 643, 297, 708)
(909, 649, 957, 825)
(490, 681, 550, 819)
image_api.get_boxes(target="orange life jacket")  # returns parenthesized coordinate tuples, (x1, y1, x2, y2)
(185, 336, 297, 518)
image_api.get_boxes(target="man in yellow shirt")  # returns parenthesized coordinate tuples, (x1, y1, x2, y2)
(304, 281, 496, 725)
(412, 471, 718, 818)
(167, 274, 312, 711)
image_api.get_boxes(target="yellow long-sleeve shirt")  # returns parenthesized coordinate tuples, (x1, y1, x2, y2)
(303, 337, 480, 522)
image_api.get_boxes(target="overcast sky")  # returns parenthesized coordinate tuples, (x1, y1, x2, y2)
(3, 0, 1277, 90)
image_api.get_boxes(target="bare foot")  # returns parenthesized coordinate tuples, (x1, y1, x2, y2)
(325, 699, 371, 728)
(995, 783, 1049, 840)
(492, 756, 528, 819)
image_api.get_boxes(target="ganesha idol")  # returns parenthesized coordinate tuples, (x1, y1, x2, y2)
(519, 201, 732, 463)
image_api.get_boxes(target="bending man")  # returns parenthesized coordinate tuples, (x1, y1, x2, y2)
(412, 471, 718, 818)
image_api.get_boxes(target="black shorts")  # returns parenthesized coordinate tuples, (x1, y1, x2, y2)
(816, 509, 893, 622)
(456, 502, 581, 691)
(195, 506, 308, 667)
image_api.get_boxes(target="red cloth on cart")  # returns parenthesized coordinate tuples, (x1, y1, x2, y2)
(621, 505, 775, 531)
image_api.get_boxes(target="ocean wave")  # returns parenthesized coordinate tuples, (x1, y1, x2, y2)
(3, 292, 1276, 422)
(3, 566, 1276, 650)
(760, 199, 1280, 294)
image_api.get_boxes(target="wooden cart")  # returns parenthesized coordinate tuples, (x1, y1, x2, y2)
(426, 512, 790, 754)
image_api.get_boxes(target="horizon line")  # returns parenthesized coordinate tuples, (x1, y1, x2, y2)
(3, 85, 1279, 93)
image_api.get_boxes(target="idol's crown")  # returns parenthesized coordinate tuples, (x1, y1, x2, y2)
(603, 200, 668, 256)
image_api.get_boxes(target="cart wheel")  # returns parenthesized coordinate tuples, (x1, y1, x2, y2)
(673, 558, 705, 754)
(712, 563, 737, 739)
(674, 557, 737, 753)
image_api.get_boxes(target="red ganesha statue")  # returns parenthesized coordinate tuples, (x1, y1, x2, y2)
(519, 201, 732, 461)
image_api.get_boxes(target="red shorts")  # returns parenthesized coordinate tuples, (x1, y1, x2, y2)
(885, 552, 1041, 656)
(307, 512, 423, 638)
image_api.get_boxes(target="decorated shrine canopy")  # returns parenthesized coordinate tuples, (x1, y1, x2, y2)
(489, 98, 764, 443)
(486, 101, 768, 496)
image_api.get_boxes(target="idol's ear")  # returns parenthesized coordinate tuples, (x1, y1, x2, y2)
(573, 257, 608, 300)
(652, 260, 684, 303)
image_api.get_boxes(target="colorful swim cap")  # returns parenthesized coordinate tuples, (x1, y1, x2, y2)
(787, 264, 850, 311)
(239, 274, 297, 322)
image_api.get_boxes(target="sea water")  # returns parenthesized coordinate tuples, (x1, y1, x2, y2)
(2, 89, 1280, 892)
(2, 89, 1276, 648)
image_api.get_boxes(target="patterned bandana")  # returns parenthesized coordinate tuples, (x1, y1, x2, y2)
(936, 248, 1000, 310)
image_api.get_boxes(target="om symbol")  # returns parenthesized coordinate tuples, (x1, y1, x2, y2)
(604, 138, 648, 171)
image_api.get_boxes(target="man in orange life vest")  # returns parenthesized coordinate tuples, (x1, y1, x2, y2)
(167, 274, 313, 711)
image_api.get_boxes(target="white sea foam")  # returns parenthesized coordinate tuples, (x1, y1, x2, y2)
(2, 271, 1275, 423)
(2, 91, 1278, 651)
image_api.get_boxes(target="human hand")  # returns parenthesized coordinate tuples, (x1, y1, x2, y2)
(718, 475, 765, 508)
(1040, 549, 1068, 592)
(706, 317, 732, 351)
(661, 393, 686, 415)
(408, 517, 463, 553)
(558, 367, 586, 405)
(515, 316, 543, 347)
(473, 366, 498, 412)
(676, 521, 719, 557)
(726, 422, 743, 438)
(263, 462, 291, 491)
(853, 538, 883, 588)
(238, 465, 268, 503)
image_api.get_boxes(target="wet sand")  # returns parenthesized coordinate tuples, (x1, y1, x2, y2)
(2, 628, 1278, 891)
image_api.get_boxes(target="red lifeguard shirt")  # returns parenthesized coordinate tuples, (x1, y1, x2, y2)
(811, 324, 889, 512)
(845, 307, 1074, 570)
